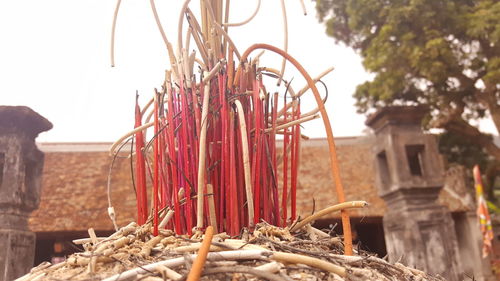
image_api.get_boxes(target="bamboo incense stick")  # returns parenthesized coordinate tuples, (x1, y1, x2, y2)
(235, 100, 255, 228)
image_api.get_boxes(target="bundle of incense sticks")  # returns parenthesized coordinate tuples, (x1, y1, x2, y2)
(109, 0, 354, 255)
(129, 58, 303, 237)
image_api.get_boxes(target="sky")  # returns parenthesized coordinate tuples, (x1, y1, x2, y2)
(0, 0, 373, 142)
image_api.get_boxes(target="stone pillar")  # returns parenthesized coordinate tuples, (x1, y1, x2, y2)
(0, 106, 52, 281)
(365, 106, 462, 280)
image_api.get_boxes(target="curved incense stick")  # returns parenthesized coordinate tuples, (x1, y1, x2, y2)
(277, 0, 288, 86)
(107, 139, 135, 231)
(145, 107, 155, 124)
(271, 252, 346, 277)
(237, 43, 354, 255)
(264, 114, 319, 133)
(149, 0, 176, 68)
(110, 0, 122, 67)
(222, 0, 261, 27)
(109, 122, 154, 156)
(140, 97, 155, 118)
(290, 201, 368, 232)
(177, 0, 192, 58)
(252, 50, 265, 66)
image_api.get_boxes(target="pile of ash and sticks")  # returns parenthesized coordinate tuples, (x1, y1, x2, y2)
(17, 220, 445, 281)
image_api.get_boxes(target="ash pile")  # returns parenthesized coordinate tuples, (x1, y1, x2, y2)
(18, 221, 445, 281)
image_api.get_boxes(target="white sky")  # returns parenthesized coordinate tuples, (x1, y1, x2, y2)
(0, 0, 373, 142)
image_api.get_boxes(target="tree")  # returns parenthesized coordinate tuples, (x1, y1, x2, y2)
(438, 130, 500, 200)
(316, 0, 500, 161)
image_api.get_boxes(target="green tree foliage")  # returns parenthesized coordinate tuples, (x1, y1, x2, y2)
(438, 131, 500, 200)
(438, 131, 490, 169)
(316, 0, 500, 198)
(316, 0, 500, 158)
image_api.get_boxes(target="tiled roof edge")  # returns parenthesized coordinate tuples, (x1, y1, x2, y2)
(37, 136, 373, 153)
(37, 142, 117, 152)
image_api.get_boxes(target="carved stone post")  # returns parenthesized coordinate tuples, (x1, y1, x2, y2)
(366, 106, 462, 280)
(0, 106, 52, 281)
